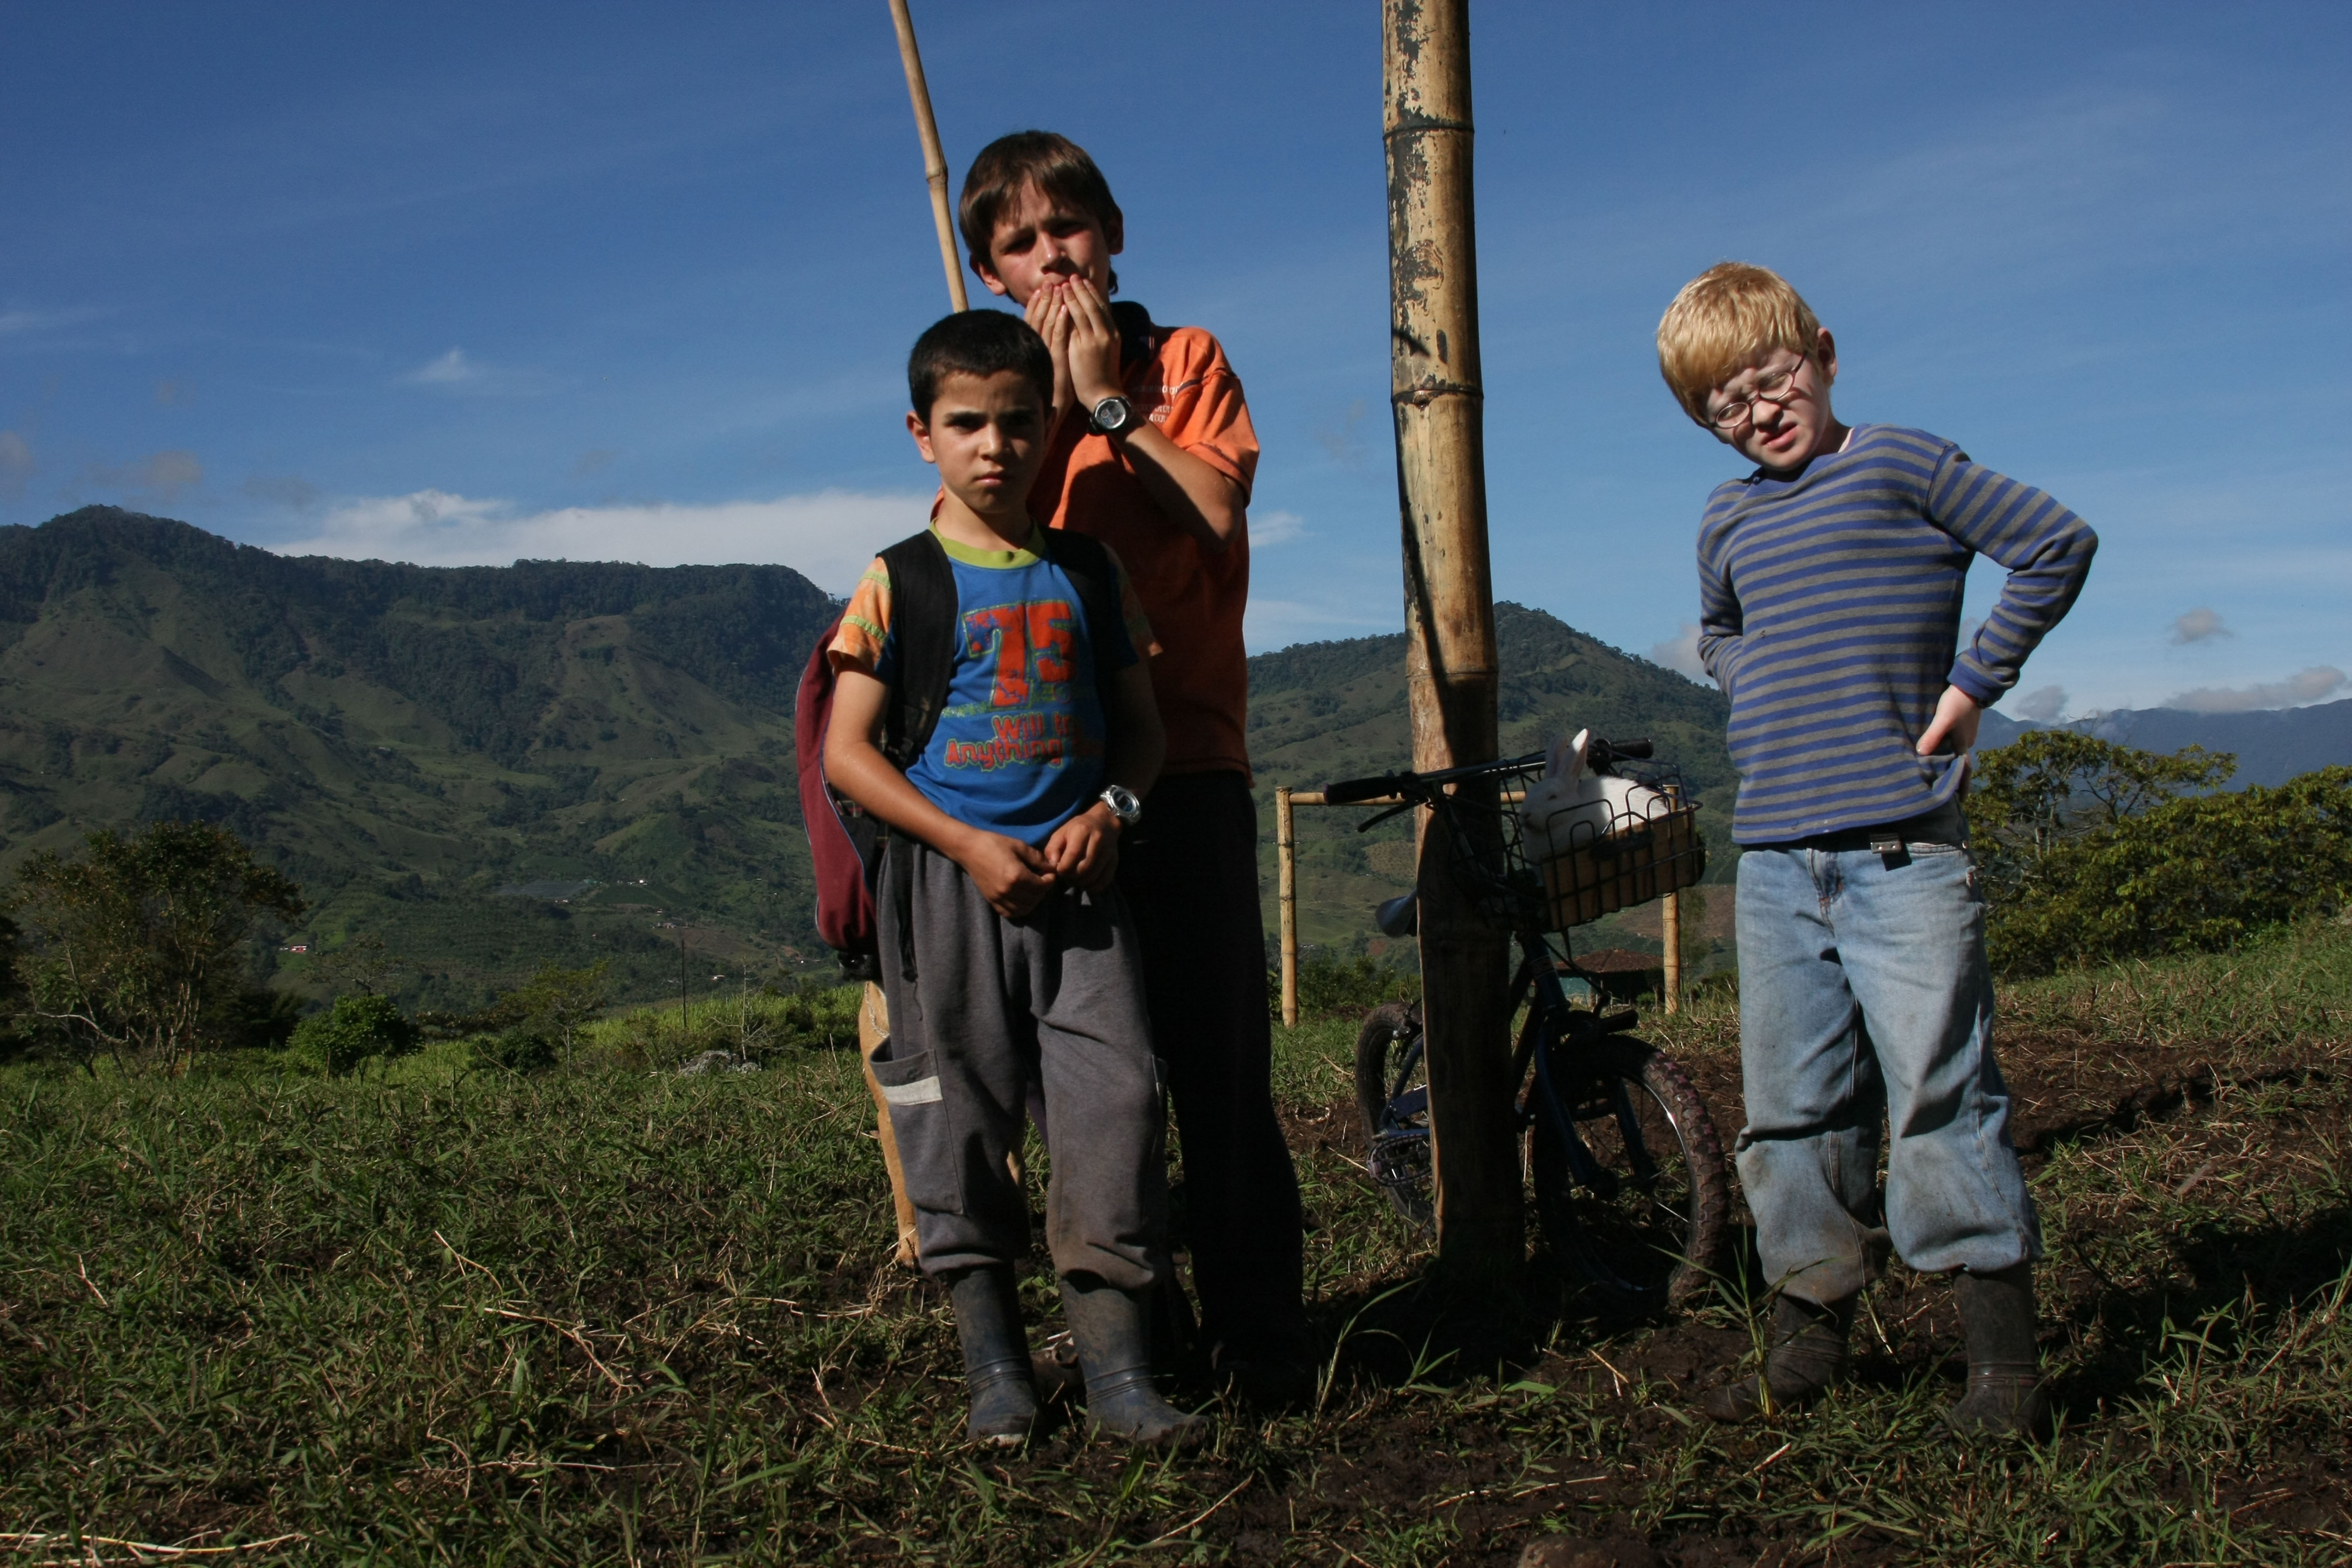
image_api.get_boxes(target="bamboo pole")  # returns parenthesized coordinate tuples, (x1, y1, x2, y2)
(1277, 786, 1300, 1028)
(1661, 889, 1682, 1014)
(1383, 0, 1520, 1276)
(886, 0, 969, 312)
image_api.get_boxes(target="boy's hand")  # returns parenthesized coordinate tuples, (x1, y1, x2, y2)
(1043, 803, 1121, 893)
(1025, 286, 1078, 426)
(955, 830, 1059, 919)
(1059, 279, 1125, 412)
(1916, 684, 1984, 771)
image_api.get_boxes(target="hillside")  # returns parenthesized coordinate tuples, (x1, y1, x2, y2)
(0, 508, 837, 1007)
(0, 510, 1736, 1004)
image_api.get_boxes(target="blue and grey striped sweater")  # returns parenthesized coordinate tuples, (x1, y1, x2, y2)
(1697, 424, 2096, 844)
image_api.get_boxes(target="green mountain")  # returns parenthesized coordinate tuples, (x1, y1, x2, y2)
(0, 508, 837, 1008)
(0, 510, 1733, 1005)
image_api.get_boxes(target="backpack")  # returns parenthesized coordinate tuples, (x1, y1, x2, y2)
(794, 526, 1126, 977)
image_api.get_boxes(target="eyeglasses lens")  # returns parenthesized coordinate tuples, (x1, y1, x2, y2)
(1711, 361, 1803, 430)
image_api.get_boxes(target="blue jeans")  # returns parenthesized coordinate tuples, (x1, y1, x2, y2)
(1734, 834, 2041, 1304)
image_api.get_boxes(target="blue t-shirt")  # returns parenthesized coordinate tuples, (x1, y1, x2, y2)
(840, 530, 1145, 846)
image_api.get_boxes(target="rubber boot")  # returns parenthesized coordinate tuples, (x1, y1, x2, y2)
(948, 1266, 1038, 1447)
(1945, 1263, 2051, 1439)
(1060, 1274, 1205, 1448)
(1701, 1292, 1855, 1422)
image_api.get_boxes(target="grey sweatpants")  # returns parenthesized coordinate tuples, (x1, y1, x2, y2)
(867, 837, 1168, 1290)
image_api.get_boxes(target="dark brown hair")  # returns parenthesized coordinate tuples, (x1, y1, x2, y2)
(958, 130, 1122, 289)
(906, 309, 1053, 419)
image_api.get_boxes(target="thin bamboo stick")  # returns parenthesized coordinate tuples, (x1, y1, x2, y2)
(886, 0, 969, 312)
(1662, 889, 1682, 1014)
(1277, 787, 1299, 1027)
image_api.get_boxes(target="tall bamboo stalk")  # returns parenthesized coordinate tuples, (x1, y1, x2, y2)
(1384, 0, 1520, 1275)
(886, 0, 969, 312)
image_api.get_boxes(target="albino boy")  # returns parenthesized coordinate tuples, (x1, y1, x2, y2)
(1657, 263, 2096, 1438)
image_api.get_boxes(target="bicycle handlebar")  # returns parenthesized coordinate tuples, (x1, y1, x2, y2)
(1323, 737, 1655, 805)
(1321, 773, 1415, 806)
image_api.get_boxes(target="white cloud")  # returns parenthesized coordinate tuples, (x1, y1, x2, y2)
(2165, 666, 2346, 714)
(396, 347, 557, 397)
(241, 473, 320, 511)
(1649, 622, 1708, 682)
(82, 448, 203, 501)
(0, 431, 32, 498)
(2006, 684, 2067, 722)
(1251, 509, 1306, 547)
(1242, 596, 1397, 654)
(0, 306, 106, 340)
(272, 487, 930, 595)
(2170, 606, 2233, 644)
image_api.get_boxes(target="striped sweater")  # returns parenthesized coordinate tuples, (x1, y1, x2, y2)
(1697, 424, 2097, 844)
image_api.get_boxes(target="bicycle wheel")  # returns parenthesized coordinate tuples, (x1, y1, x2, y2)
(1529, 1035, 1731, 1310)
(1354, 1003, 1433, 1231)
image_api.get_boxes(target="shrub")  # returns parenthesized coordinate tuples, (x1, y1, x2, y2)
(1269, 950, 1421, 1021)
(290, 993, 419, 1075)
(1987, 765, 2352, 975)
(470, 1025, 557, 1075)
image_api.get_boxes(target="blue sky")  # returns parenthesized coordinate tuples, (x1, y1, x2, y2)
(3, 2, 2345, 717)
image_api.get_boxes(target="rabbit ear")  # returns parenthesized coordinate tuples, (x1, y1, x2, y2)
(1545, 734, 1577, 778)
(1565, 728, 1591, 782)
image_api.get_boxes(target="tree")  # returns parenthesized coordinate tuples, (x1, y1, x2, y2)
(512, 959, 611, 1066)
(1966, 730, 2237, 910)
(1967, 733, 2352, 975)
(290, 992, 418, 1075)
(12, 821, 307, 1074)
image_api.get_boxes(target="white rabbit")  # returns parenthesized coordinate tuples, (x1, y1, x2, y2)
(1521, 728, 1676, 863)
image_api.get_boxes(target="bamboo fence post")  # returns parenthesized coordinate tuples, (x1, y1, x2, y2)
(1277, 786, 1300, 1027)
(1662, 890, 1682, 1014)
(1383, 0, 1521, 1276)
(886, 0, 969, 312)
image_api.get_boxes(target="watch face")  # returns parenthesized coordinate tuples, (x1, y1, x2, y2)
(1091, 396, 1132, 434)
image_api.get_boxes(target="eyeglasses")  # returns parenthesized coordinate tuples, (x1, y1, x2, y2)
(1706, 353, 1810, 432)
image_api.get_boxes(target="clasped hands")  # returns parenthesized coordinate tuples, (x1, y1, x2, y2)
(954, 803, 1123, 920)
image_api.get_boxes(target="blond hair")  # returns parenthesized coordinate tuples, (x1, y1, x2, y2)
(1656, 263, 1823, 423)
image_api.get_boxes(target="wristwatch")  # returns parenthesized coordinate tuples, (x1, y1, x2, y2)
(1098, 783, 1142, 828)
(1087, 394, 1135, 437)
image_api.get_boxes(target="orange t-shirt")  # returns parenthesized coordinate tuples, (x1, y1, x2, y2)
(1029, 320, 1259, 779)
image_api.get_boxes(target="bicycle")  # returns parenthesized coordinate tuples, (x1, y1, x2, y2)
(1323, 737, 1733, 1309)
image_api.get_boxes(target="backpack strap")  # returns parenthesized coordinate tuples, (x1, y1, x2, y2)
(876, 530, 957, 769)
(1035, 528, 1127, 681)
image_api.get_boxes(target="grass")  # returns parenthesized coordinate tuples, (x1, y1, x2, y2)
(4, 924, 2350, 1563)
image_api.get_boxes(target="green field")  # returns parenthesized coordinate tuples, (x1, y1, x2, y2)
(5, 923, 2349, 1564)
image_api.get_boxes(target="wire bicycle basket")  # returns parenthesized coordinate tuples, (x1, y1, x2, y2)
(1417, 752, 1706, 933)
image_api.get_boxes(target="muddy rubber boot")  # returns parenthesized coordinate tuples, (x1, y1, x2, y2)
(1060, 1274, 1205, 1448)
(1945, 1264, 2051, 1440)
(1701, 1292, 1855, 1422)
(948, 1265, 1038, 1447)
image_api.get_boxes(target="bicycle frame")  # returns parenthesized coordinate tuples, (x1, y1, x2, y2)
(1346, 740, 1697, 1236)
(1378, 922, 1664, 1211)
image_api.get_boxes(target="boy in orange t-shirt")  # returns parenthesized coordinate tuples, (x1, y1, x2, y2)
(958, 131, 1308, 1401)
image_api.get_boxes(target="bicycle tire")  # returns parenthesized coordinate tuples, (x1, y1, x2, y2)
(1529, 1036, 1731, 1311)
(1353, 1003, 1434, 1232)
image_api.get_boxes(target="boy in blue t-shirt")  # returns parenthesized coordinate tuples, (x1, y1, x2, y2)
(1656, 264, 2096, 1440)
(826, 309, 1196, 1449)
